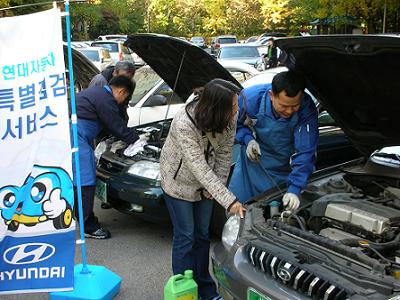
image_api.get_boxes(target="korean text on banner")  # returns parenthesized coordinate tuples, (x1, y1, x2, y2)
(0, 9, 75, 294)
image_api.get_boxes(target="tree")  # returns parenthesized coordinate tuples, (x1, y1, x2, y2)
(226, 0, 264, 36)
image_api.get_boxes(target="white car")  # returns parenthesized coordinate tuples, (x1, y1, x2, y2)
(126, 61, 260, 127)
(91, 40, 134, 64)
(77, 46, 114, 71)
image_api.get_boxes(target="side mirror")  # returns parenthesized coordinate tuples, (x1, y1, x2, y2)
(100, 57, 104, 63)
(142, 95, 167, 107)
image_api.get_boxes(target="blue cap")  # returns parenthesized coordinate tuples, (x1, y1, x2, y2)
(270, 201, 280, 207)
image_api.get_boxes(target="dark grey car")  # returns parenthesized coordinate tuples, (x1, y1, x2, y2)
(212, 35, 400, 300)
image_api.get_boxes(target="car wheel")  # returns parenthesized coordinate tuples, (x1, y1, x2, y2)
(8, 221, 19, 232)
(210, 202, 227, 238)
(53, 204, 73, 229)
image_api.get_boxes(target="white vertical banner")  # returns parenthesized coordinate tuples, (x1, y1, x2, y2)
(0, 9, 75, 293)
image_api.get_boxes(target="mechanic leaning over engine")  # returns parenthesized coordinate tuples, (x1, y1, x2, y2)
(229, 70, 319, 211)
(72, 76, 147, 239)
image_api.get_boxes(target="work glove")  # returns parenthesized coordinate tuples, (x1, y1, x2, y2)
(246, 139, 261, 162)
(139, 133, 151, 141)
(282, 193, 300, 211)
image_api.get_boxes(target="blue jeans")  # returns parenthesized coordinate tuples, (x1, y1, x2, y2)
(164, 192, 218, 300)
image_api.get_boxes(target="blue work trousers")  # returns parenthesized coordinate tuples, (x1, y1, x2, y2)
(164, 192, 218, 300)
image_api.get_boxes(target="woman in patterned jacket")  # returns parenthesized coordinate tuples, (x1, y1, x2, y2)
(160, 78, 246, 300)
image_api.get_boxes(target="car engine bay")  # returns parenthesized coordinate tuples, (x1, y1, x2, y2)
(96, 120, 171, 164)
(261, 150, 400, 278)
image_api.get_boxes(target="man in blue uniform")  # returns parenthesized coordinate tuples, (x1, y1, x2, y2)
(74, 76, 140, 239)
(229, 71, 318, 211)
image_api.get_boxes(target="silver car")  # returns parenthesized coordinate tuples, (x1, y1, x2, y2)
(212, 35, 400, 300)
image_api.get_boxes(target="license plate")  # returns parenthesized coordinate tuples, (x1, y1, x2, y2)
(247, 288, 272, 300)
(95, 179, 107, 203)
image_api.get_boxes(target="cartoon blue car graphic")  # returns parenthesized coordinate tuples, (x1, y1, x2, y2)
(0, 165, 74, 232)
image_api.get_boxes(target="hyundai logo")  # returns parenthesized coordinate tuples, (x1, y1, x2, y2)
(277, 268, 291, 282)
(106, 163, 113, 170)
(3, 243, 55, 265)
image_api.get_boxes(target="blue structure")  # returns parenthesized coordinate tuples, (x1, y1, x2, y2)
(50, 1, 121, 299)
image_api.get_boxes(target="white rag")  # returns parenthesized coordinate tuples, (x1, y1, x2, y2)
(123, 139, 148, 157)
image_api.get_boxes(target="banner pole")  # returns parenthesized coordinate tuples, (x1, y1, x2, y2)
(64, 0, 89, 274)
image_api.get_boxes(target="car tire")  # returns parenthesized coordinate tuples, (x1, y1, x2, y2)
(53, 204, 73, 229)
(8, 221, 19, 232)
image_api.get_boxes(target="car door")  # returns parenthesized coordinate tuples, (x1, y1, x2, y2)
(138, 81, 185, 125)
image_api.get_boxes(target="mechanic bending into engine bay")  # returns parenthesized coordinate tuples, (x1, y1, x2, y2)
(229, 70, 318, 212)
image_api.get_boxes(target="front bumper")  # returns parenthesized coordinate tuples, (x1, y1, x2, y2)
(212, 243, 310, 300)
(96, 169, 170, 223)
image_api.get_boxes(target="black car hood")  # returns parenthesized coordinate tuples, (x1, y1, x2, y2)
(276, 35, 400, 156)
(125, 34, 241, 100)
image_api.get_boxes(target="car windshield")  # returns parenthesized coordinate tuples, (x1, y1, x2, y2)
(129, 67, 162, 106)
(92, 42, 119, 53)
(219, 46, 259, 58)
(80, 50, 100, 62)
(219, 38, 237, 44)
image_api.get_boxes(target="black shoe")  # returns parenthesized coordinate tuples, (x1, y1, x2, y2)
(101, 203, 112, 209)
(85, 227, 111, 239)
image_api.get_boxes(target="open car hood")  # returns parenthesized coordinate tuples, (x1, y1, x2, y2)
(125, 34, 241, 100)
(276, 35, 400, 156)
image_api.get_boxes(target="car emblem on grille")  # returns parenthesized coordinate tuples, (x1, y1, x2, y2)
(106, 163, 113, 169)
(277, 267, 291, 281)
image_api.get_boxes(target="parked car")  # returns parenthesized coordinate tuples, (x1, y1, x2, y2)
(211, 35, 238, 54)
(125, 60, 259, 127)
(77, 46, 114, 71)
(97, 34, 127, 41)
(245, 36, 258, 43)
(63, 44, 98, 92)
(212, 35, 400, 300)
(90, 40, 134, 64)
(216, 44, 269, 71)
(94, 34, 360, 230)
(190, 36, 207, 48)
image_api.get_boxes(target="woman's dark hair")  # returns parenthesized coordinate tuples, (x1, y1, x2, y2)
(194, 78, 241, 134)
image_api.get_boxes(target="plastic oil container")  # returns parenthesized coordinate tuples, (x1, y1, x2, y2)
(164, 270, 198, 300)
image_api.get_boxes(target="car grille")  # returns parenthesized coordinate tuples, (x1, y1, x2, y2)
(245, 244, 350, 300)
(98, 156, 125, 175)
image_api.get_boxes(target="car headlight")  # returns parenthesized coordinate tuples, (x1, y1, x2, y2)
(255, 58, 265, 71)
(222, 214, 241, 251)
(94, 141, 108, 162)
(127, 161, 160, 180)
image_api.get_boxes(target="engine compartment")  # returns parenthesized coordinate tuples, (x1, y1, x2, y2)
(262, 166, 400, 277)
(96, 120, 171, 163)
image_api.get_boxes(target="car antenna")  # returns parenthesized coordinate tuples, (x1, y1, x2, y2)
(159, 50, 186, 139)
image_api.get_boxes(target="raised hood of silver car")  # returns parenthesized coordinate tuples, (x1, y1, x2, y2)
(276, 35, 400, 156)
(125, 34, 241, 101)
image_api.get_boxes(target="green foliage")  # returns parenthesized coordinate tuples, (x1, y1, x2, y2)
(1, 0, 399, 38)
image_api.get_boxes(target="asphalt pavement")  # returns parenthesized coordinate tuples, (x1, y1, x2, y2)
(3, 199, 175, 300)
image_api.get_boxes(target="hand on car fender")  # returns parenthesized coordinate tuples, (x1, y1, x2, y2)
(228, 201, 246, 218)
(282, 193, 300, 211)
(139, 133, 151, 141)
(246, 139, 261, 162)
